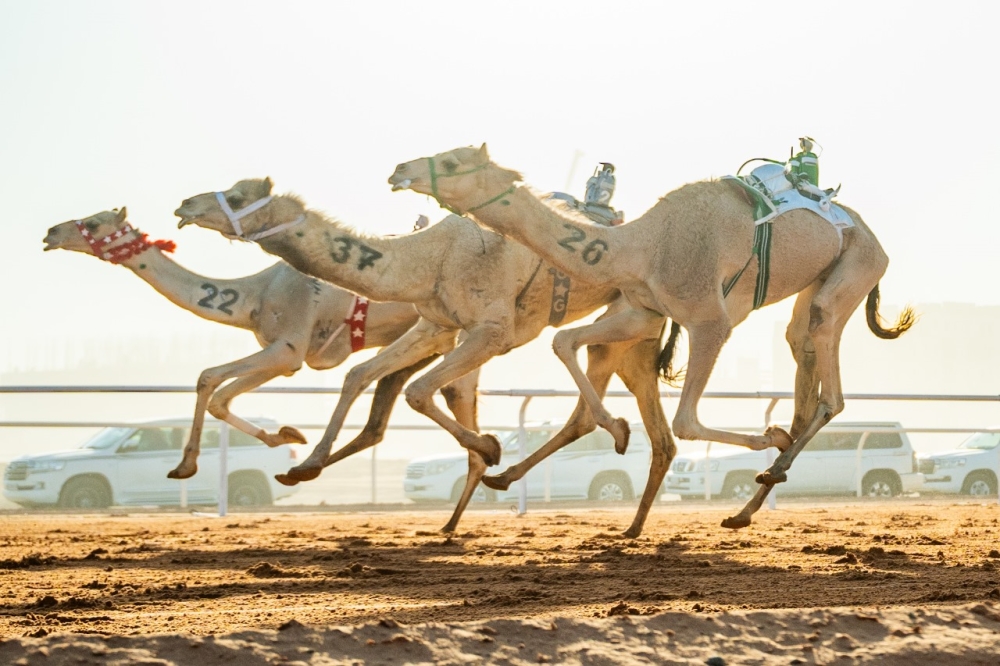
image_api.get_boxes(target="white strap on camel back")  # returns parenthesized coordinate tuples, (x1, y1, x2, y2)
(214, 191, 307, 242)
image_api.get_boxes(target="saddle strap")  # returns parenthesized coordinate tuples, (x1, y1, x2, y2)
(722, 222, 773, 310)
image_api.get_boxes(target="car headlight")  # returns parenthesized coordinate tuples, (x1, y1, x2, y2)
(425, 460, 458, 476)
(935, 458, 966, 469)
(695, 460, 720, 472)
(27, 461, 65, 474)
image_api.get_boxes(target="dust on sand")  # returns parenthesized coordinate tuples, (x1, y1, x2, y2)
(1, 502, 999, 663)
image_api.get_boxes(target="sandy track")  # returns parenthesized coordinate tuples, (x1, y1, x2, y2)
(1, 502, 999, 662)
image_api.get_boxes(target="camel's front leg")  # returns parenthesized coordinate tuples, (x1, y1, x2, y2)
(482, 342, 620, 492)
(276, 356, 441, 487)
(551, 307, 664, 453)
(278, 321, 458, 484)
(671, 319, 792, 452)
(169, 343, 304, 479)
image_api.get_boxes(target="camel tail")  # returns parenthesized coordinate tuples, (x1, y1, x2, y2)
(657, 320, 685, 387)
(865, 283, 917, 340)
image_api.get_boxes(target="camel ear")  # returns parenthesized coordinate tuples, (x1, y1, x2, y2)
(263, 177, 274, 195)
(478, 143, 490, 162)
(116, 207, 128, 223)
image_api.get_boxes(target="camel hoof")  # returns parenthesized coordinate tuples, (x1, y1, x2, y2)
(280, 463, 322, 483)
(622, 526, 642, 539)
(765, 425, 793, 452)
(278, 426, 308, 445)
(274, 474, 301, 487)
(481, 472, 512, 491)
(167, 464, 196, 480)
(609, 418, 631, 454)
(440, 523, 457, 534)
(721, 514, 752, 530)
(756, 470, 787, 485)
(480, 433, 502, 467)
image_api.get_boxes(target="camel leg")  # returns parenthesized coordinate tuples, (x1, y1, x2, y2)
(482, 342, 620, 491)
(279, 321, 458, 483)
(275, 356, 441, 487)
(207, 373, 309, 448)
(403, 323, 513, 466)
(169, 343, 303, 479)
(551, 307, 665, 453)
(617, 336, 676, 538)
(441, 450, 489, 533)
(724, 250, 884, 528)
(671, 319, 791, 451)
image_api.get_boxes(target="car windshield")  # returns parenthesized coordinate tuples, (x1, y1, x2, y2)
(959, 432, 1000, 450)
(80, 427, 131, 450)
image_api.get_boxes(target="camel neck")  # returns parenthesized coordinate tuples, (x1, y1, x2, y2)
(117, 247, 260, 329)
(467, 186, 631, 285)
(257, 212, 440, 304)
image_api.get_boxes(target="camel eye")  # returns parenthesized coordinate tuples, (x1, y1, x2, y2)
(226, 193, 245, 208)
(85, 222, 98, 231)
(442, 160, 457, 174)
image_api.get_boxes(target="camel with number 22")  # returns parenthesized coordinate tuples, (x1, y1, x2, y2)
(389, 144, 914, 529)
(42, 208, 478, 496)
(174, 179, 676, 536)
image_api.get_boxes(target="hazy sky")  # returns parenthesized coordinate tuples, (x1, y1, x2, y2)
(1, 1, 998, 458)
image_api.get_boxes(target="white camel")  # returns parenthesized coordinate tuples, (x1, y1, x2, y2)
(174, 180, 677, 535)
(389, 145, 914, 529)
(43, 208, 480, 496)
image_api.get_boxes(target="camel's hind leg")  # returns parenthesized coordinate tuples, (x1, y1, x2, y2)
(169, 343, 304, 479)
(550, 307, 665, 453)
(617, 336, 676, 538)
(280, 320, 458, 483)
(724, 249, 886, 529)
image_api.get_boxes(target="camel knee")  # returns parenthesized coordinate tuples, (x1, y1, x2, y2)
(551, 330, 579, 361)
(672, 414, 700, 441)
(206, 397, 230, 421)
(404, 381, 434, 413)
(196, 369, 223, 395)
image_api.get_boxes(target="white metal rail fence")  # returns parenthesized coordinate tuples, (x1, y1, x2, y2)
(2, 386, 1000, 515)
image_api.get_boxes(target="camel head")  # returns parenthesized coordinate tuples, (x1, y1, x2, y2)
(43, 208, 129, 254)
(389, 144, 521, 213)
(175, 178, 275, 239)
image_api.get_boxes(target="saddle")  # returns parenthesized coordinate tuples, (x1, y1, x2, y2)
(546, 192, 623, 226)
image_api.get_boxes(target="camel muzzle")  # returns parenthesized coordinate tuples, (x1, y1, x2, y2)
(390, 178, 412, 192)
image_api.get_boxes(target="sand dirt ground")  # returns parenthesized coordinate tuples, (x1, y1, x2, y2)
(1, 501, 999, 663)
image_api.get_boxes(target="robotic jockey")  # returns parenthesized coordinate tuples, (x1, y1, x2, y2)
(582, 163, 624, 225)
(785, 137, 836, 206)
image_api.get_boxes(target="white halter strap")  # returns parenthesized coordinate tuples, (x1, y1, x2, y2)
(215, 191, 306, 242)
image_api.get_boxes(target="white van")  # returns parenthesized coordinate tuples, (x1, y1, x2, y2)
(405, 421, 654, 503)
(665, 422, 924, 500)
(3, 418, 300, 508)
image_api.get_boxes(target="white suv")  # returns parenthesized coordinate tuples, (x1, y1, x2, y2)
(665, 422, 924, 500)
(919, 431, 999, 496)
(3, 418, 301, 509)
(405, 422, 655, 503)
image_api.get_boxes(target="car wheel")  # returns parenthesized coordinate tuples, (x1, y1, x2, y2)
(588, 472, 634, 502)
(229, 474, 272, 507)
(721, 472, 756, 502)
(962, 472, 998, 497)
(451, 477, 497, 504)
(59, 477, 112, 509)
(862, 471, 900, 498)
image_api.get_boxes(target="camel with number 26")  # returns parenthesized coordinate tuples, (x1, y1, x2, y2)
(389, 144, 914, 529)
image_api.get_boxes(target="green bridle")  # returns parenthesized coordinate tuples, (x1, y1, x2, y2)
(427, 156, 516, 216)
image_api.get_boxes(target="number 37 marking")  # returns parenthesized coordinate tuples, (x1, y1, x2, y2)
(557, 224, 608, 265)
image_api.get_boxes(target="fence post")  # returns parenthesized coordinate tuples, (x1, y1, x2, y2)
(517, 396, 532, 515)
(764, 398, 779, 511)
(371, 445, 377, 505)
(179, 479, 187, 509)
(218, 423, 229, 517)
(855, 432, 870, 498)
(703, 441, 713, 501)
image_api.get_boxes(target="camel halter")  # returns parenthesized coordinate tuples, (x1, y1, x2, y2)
(215, 192, 306, 242)
(426, 157, 515, 216)
(74, 220, 175, 264)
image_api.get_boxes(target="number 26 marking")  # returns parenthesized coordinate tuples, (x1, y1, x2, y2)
(198, 283, 239, 315)
(557, 223, 608, 265)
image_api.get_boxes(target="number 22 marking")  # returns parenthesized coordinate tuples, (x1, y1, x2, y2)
(198, 283, 239, 315)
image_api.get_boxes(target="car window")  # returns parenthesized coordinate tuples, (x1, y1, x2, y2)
(118, 427, 183, 453)
(503, 431, 551, 454)
(959, 432, 1000, 450)
(863, 432, 904, 450)
(804, 432, 861, 451)
(81, 427, 131, 450)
